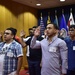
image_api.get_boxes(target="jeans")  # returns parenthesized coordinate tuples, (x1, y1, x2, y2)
(28, 59, 41, 75)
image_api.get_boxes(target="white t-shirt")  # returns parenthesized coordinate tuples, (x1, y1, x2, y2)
(23, 37, 31, 57)
(0, 43, 11, 75)
(0, 54, 5, 75)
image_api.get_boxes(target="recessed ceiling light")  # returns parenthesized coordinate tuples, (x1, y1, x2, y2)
(36, 4, 41, 6)
(60, 0, 65, 2)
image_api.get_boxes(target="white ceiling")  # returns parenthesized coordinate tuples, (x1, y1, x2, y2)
(12, 0, 75, 9)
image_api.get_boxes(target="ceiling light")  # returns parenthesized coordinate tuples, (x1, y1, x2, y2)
(36, 4, 41, 6)
(60, 0, 65, 2)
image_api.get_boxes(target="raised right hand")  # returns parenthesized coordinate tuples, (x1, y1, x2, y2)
(34, 26, 40, 37)
(20, 30, 25, 38)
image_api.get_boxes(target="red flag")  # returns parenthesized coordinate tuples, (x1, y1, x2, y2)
(68, 12, 75, 27)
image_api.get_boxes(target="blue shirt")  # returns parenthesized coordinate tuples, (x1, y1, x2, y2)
(0, 40, 23, 75)
(65, 37, 75, 70)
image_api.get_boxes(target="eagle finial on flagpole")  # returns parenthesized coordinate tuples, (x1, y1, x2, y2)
(47, 12, 51, 24)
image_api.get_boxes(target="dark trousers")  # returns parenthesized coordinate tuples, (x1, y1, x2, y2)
(28, 59, 41, 75)
(67, 70, 75, 75)
(26, 57, 29, 72)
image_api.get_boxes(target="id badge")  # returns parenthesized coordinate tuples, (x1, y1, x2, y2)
(7, 52, 13, 57)
(73, 46, 75, 50)
(49, 47, 57, 52)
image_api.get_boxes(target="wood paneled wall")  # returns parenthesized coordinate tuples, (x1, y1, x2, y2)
(0, 0, 38, 69)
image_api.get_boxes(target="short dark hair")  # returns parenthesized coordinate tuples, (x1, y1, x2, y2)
(6, 27, 17, 36)
(29, 28, 33, 31)
(69, 25, 75, 30)
(47, 23, 59, 30)
(32, 26, 38, 29)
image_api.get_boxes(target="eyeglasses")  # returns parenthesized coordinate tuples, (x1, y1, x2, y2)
(4, 32, 11, 35)
(69, 29, 75, 31)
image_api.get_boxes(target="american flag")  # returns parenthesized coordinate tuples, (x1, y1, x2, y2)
(40, 13, 45, 35)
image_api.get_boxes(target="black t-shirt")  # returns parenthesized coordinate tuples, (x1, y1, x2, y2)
(26, 36, 43, 61)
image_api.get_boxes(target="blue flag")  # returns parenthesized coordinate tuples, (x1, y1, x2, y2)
(40, 16, 45, 35)
(60, 14, 68, 31)
(59, 14, 68, 38)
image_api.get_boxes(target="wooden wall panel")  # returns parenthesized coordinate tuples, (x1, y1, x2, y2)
(0, 0, 38, 69)
(24, 12, 29, 36)
(0, 5, 5, 31)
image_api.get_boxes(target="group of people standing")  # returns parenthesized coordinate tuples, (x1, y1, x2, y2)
(0, 23, 75, 75)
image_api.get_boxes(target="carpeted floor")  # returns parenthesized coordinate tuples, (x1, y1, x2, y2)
(19, 70, 29, 75)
